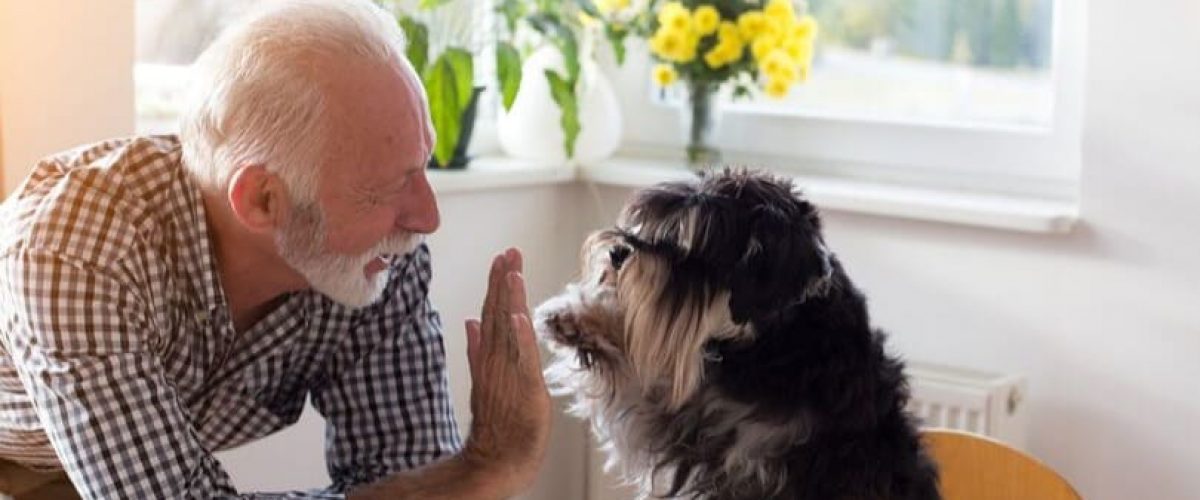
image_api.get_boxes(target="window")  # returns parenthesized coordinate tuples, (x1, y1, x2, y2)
(741, 0, 1057, 129)
(133, 0, 492, 134)
(134, 0, 259, 133)
(616, 0, 1085, 199)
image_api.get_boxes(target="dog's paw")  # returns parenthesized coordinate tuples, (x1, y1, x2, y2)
(533, 297, 586, 344)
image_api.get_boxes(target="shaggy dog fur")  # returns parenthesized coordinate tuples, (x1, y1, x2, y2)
(534, 169, 940, 500)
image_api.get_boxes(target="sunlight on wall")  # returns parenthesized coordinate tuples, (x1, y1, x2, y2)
(0, 0, 135, 197)
(1, 1, 13, 195)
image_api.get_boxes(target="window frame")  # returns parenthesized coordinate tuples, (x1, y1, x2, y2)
(132, 0, 500, 136)
(600, 0, 1086, 200)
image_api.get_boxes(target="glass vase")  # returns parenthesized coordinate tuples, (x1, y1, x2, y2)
(680, 80, 723, 170)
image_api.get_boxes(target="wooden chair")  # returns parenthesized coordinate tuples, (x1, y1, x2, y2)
(923, 429, 1081, 500)
(0, 458, 80, 499)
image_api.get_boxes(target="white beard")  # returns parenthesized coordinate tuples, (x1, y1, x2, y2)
(276, 202, 421, 308)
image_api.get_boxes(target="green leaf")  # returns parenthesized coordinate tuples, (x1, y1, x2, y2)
(573, 0, 601, 19)
(525, 13, 566, 40)
(424, 56, 462, 168)
(605, 24, 628, 66)
(398, 16, 429, 72)
(551, 32, 583, 85)
(418, 0, 453, 9)
(558, 29, 580, 84)
(525, 14, 580, 84)
(442, 48, 474, 111)
(544, 70, 580, 159)
(496, 42, 523, 111)
(495, 0, 525, 33)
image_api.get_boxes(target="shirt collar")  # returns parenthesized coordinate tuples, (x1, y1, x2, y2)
(170, 138, 228, 318)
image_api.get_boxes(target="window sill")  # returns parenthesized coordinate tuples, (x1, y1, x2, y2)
(431, 155, 1080, 234)
(428, 156, 576, 194)
(581, 157, 1079, 234)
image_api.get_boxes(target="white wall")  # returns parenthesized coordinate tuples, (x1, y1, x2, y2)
(0, 0, 135, 197)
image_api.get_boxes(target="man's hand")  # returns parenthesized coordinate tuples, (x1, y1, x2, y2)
(348, 249, 552, 500)
(462, 248, 552, 496)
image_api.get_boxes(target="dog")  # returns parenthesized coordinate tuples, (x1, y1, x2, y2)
(534, 169, 941, 499)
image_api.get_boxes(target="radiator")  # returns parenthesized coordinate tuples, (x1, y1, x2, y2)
(586, 361, 1029, 499)
(905, 361, 1028, 449)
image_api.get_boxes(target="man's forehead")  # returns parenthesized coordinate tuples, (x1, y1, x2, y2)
(317, 59, 432, 182)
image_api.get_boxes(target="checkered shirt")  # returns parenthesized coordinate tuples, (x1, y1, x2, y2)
(0, 136, 463, 498)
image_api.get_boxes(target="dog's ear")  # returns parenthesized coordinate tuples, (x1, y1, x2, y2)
(728, 201, 831, 324)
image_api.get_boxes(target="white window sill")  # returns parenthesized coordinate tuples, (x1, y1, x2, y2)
(432, 155, 1080, 234)
(428, 156, 576, 194)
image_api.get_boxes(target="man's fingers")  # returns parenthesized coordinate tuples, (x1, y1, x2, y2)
(494, 258, 512, 338)
(465, 319, 482, 379)
(483, 253, 504, 315)
(510, 313, 544, 373)
(480, 253, 506, 343)
(507, 272, 530, 317)
(506, 247, 524, 275)
(478, 249, 525, 362)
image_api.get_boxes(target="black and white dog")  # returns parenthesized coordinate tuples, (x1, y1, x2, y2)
(534, 169, 940, 499)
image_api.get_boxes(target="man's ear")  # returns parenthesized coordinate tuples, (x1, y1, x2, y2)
(227, 164, 289, 233)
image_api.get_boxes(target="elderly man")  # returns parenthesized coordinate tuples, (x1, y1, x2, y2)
(0, 1, 550, 498)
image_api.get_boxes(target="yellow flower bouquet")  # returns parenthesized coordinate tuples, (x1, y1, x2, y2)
(588, 0, 819, 166)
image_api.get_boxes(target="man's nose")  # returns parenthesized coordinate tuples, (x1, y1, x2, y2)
(398, 172, 440, 234)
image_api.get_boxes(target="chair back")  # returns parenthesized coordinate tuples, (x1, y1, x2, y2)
(923, 429, 1082, 500)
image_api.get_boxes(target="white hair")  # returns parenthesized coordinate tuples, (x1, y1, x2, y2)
(179, 0, 427, 202)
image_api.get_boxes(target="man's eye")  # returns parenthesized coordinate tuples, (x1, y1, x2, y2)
(609, 246, 631, 270)
(365, 192, 390, 206)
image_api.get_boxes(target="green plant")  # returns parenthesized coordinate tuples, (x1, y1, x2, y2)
(387, 1, 485, 168)
(494, 0, 597, 158)
(387, 0, 610, 162)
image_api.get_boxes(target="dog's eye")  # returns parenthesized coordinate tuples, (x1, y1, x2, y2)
(609, 245, 631, 270)
(577, 349, 595, 369)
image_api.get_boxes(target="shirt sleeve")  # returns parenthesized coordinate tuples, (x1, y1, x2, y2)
(309, 244, 464, 493)
(0, 249, 347, 499)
